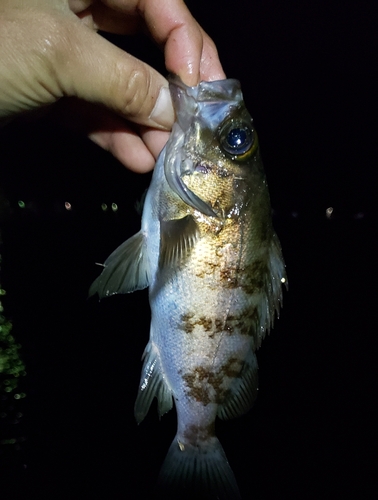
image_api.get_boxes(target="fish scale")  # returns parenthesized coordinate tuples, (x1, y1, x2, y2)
(90, 75, 287, 499)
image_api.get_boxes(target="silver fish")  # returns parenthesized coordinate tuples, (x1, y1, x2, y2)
(90, 76, 287, 499)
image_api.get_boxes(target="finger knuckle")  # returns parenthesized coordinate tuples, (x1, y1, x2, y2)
(117, 64, 155, 119)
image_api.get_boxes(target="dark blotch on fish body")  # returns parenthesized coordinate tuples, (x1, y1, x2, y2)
(182, 357, 243, 406)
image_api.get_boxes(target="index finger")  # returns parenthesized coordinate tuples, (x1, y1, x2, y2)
(140, 0, 225, 85)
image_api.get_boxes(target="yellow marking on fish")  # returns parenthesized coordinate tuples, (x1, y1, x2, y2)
(178, 440, 185, 451)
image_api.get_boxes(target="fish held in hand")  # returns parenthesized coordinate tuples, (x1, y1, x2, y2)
(89, 76, 287, 499)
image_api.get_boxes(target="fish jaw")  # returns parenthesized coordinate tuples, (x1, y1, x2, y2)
(168, 75, 243, 131)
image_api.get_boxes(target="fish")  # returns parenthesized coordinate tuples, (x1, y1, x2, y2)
(89, 75, 287, 499)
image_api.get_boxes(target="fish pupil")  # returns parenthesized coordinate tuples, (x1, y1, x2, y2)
(222, 125, 253, 155)
(227, 128, 247, 148)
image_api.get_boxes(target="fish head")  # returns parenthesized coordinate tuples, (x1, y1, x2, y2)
(164, 76, 265, 220)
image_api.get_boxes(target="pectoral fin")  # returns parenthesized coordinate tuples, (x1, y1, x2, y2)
(159, 215, 200, 269)
(217, 350, 258, 420)
(89, 230, 150, 299)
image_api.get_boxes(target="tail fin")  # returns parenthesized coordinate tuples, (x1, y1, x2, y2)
(158, 435, 241, 500)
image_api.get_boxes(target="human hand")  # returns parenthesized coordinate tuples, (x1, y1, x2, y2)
(0, 0, 225, 171)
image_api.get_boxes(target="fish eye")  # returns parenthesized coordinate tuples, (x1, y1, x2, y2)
(220, 123, 255, 156)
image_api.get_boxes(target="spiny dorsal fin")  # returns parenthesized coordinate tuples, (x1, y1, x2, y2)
(89, 230, 150, 299)
(159, 215, 200, 269)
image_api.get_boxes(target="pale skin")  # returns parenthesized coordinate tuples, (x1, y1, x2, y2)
(0, 0, 225, 172)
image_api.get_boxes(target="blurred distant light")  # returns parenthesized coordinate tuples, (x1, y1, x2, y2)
(18, 200, 25, 208)
(281, 277, 286, 283)
(101, 203, 108, 211)
(111, 203, 118, 212)
(64, 202, 72, 210)
(0, 438, 16, 445)
(353, 212, 364, 220)
(13, 393, 26, 399)
(326, 207, 333, 218)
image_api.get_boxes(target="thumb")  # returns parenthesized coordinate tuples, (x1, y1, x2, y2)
(54, 15, 175, 130)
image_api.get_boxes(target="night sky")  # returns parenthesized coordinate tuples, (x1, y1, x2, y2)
(0, 1, 377, 498)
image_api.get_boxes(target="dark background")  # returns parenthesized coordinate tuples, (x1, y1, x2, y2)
(0, 1, 377, 498)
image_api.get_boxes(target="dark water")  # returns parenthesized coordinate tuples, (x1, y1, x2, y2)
(0, 1, 377, 498)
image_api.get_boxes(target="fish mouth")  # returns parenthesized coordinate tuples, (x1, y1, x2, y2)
(168, 74, 242, 108)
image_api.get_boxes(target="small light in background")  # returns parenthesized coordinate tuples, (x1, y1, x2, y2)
(101, 203, 108, 211)
(281, 277, 286, 283)
(64, 202, 72, 210)
(353, 212, 365, 220)
(18, 200, 25, 208)
(13, 393, 26, 399)
(326, 207, 333, 219)
(111, 203, 118, 212)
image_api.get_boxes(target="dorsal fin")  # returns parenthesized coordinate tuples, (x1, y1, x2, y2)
(217, 350, 259, 420)
(255, 232, 288, 347)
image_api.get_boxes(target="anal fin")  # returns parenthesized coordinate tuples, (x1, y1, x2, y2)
(134, 340, 173, 424)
